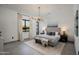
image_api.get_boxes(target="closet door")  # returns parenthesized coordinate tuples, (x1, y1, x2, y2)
(75, 10, 78, 36)
(74, 10, 79, 55)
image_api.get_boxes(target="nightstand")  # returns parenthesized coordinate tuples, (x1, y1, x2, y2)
(59, 31, 68, 42)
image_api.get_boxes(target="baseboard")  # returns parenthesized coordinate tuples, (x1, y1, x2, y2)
(4, 40, 19, 45)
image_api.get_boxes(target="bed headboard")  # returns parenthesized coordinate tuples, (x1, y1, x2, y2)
(46, 24, 60, 33)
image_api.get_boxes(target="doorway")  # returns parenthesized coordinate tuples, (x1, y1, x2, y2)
(17, 13, 30, 41)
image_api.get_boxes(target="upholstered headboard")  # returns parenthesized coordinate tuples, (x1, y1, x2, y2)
(46, 24, 60, 33)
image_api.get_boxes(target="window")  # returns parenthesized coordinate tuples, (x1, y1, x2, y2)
(22, 19, 30, 32)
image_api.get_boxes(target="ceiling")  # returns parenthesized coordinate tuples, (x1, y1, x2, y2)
(0, 4, 74, 16)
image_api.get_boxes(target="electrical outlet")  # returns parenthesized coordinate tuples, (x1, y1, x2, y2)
(12, 36, 14, 39)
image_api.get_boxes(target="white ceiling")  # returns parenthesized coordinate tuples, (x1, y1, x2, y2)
(0, 4, 74, 16)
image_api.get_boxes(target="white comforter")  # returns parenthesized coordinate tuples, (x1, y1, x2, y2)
(35, 34, 60, 41)
(35, 34, 60, 46)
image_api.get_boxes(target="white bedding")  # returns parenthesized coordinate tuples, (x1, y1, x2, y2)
(35, 34, 60, 46)
(35, 34, 60, 41)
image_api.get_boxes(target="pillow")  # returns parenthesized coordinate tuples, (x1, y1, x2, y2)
(47, 32, 55, 36)
(52, 32, 56, 35)
(40, 30, 45, 34)
(55, 32, 58, 35)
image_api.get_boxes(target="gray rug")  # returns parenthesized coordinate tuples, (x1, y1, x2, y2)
(24, 40, 65, 55)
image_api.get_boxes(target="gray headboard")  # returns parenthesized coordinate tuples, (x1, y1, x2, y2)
(46, 24, 60, 32)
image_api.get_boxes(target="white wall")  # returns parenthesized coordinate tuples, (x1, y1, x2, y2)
(30, 19, 37, 38)
(0, 7, 18, 43)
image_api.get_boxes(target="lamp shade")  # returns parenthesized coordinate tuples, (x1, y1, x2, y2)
(61, 26, 67, 32)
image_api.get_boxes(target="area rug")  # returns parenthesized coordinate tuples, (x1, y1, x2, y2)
(24, 40, 65, 55)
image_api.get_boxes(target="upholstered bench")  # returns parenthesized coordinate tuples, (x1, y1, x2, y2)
(34, 36, 42, 44)
(41, 38, 48, 47)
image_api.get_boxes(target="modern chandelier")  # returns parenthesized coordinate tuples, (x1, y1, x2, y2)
(28, 6, 42, 21)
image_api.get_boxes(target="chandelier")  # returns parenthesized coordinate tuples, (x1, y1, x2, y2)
(28, 6, 42, 21)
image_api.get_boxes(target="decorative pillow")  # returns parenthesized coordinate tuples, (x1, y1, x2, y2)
(47, 32, 55, 36)
(52, 32, 56, 35)
(40, 30, 45, 34)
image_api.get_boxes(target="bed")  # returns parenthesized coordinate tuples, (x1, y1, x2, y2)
(34, 24, 60, 47)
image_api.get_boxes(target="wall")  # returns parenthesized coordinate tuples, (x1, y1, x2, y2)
(0, 7, 18, 43)
(30, 19, 37, 38)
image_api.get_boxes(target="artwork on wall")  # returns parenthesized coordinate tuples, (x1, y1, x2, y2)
(75, 10, 78, 36)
